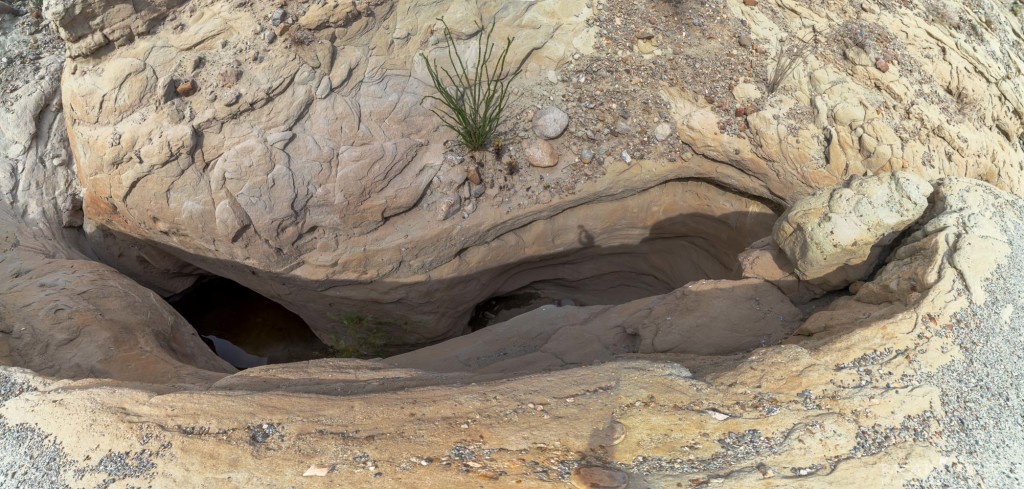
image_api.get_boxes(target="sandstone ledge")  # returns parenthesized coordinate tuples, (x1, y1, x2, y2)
(0, 177, 1019, 487)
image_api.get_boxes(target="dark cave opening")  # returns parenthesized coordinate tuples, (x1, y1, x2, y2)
(167, 277, 332, 369)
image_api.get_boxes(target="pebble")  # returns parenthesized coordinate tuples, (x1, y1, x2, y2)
(263, 30, 277, 43)
(875, 59, 890, 73)
(302, 464, 332, 477)
(469, 182, 485, 199)
(436, 195, 461, 221)
(222, 90, 241, 106)
(176, 80, 196, 97)
(738, 34, 753, 48)
(612, 121, 632, 135)
(466, 166, 481, 185)
(708, 410, 731, 421)
(532, 106, 569, 139)
(621, 150, 632, 164)
(654, 123, 672, 141)
(270, 8, 286, 26)
(743, 0, 758, 5)
(570, 467, 628, 489)
(580, 149, 595, 163)
(522, 139, 559, 168)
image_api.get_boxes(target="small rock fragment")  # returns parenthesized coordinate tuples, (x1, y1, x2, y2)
(654, 123, 672, 141)
(738, 34, 752, 48)
(570, 467, 628, 489)
(743, 0, 758, 5)
(469, 182, 485, 198)
(532, 106, 569, 139)
(176, 80, 196, 97)
(612, 121, 632, 135)
(270, 8, 287, 26)
(522, 139, 559, 168)
(707, 410, 731, 421)
(466, 166, 481, 185)
(263, 30, 277, 43)
(875, 59, 890, 73)
(303, 464, 332, 477)
(222, 90, 241, 106)
(580, 148, 595, 163)
(620, 150, 632, 164)
(436, 195, 461, 221)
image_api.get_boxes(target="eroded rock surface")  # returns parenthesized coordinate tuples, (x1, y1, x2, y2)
(773, 172, 933, 292)
(389, 278, 803, 374)
(0, 177, 1020, 488)
(2, 0, 1024, 487)
(51, 0, 1024, 351)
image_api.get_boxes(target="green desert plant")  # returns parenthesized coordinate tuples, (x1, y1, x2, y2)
(767, 38, 814, 95)
(329, 313, 387, 358)
(420, 17, 521, 151)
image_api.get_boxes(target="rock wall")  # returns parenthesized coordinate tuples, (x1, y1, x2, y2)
(0, 176, 1020, 488)
(51, 0, 1024, 348)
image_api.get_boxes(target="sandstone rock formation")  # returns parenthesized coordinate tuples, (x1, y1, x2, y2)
(773, 171, 933, 292)
(45, 0, 1024, 353)
(0, 176, 1021, 488)
(2, 0, 1024, 487)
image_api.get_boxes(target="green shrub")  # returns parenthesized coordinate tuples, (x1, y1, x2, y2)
(420, 17, 520, 151)
(329, 314, 386, 358)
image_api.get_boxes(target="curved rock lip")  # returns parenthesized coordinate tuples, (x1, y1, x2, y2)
(2, 174, 1022, 487)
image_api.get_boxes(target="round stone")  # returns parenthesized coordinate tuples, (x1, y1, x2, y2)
(522, 139, 559, 168)
(532, 106, 569, 139)
(654, 123, 672, 142)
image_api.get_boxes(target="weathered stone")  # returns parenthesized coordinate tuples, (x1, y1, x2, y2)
(522, 139, 559, 167)
(532, 106, 569, 139)
(653, 122, 672, 141)
(773, 172, 933, 291)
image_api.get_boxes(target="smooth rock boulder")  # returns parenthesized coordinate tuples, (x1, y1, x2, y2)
(773, 172, 933, 291)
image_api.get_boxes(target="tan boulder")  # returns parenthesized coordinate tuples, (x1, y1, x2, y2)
(773, 172, 933, 291)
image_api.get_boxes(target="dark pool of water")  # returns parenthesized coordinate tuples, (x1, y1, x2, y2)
(169, 277, 332, 369)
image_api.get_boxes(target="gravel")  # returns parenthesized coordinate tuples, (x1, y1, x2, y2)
(0, 0, 64, 106)
(0, 372, 69, 489)
(905, 192, 1024, 488)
